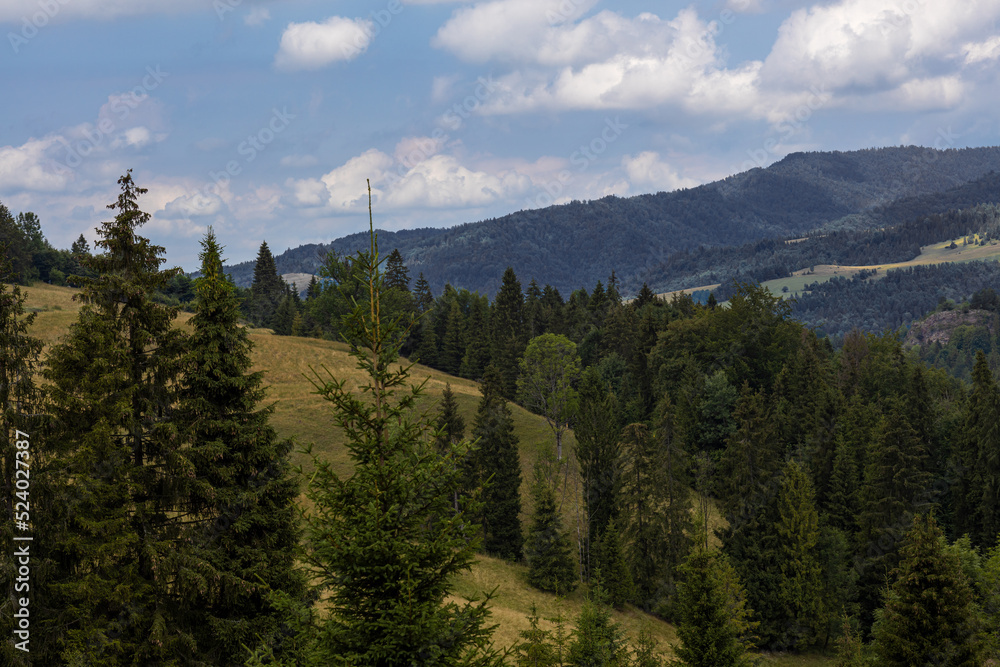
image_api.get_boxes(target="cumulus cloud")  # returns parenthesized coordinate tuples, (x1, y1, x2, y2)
(287, 138, 538, 213)
(622, 151, 700, 192)
(432, 0, 1000, 122)
(0, 137, 70, 191)
(275, 16, 375, 70)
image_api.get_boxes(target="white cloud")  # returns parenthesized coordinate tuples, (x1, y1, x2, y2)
(244, 7, 270, 26)
(0, 137, 70, 191)
(963, 35, 1000, 64)
(432, 0, 1000, 123)
(111, 126, 152, 149)
(622, 151, 699, 192)
(161, 191, 225, 218)
(275, 16, 375, 70)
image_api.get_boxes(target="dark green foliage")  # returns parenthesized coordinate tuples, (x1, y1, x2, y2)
(966, 351, 1000, 547)
(491, 266, 526, 399)
(271, 292, 298, 335)
(0, 249, 43, 667)
(592, 521, 635, 609)
(385, 248, 410, 291)
(526, 469, 578, 595)
(566, 583, 630, 667)
(871, 514, 982, 666)
(673, 547, 757, 667)
(436, 383, 466, 453)
(414, 271, 434, 313)
(34, 171, 191, 663)
(514, 604, 558, 667)
(460, 296, 492, 380)
(249, 241, 286, 326)
(177, 228, 308, 664)
(856, 398, 933, 628)
(441, 299, 468, 375)
(774, 460, 825, 649)
(630, 627, 663, 667)
(473, 367, 524, 560)
(575, 371, 624, 577)
(283, 203, 503, 664)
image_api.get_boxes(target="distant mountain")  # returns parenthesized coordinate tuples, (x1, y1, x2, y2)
(222, 145, 1000, 297)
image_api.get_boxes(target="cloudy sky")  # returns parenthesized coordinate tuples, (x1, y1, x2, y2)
(2, 0, 1000, 271)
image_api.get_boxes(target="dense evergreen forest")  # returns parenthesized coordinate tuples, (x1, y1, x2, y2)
(3, 172, 1000, 664)
(221, 146, 1000, 298)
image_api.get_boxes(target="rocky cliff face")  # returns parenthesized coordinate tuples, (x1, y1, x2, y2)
(904, 308, 996, 347)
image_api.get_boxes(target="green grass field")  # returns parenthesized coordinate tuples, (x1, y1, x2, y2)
(15, 282, 836, 664)
(657, 235, 1000, 303)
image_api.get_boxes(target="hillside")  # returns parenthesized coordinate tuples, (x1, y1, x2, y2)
(220, 146, 1000, 298)
(19, 282, 836, 665)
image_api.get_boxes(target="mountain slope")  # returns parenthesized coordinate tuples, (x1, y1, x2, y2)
(222, 145, 1000, 297)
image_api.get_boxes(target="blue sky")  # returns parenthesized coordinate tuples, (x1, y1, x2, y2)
(2, 0, 1000, 271)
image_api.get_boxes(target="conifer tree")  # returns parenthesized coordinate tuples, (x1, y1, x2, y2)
(249, 240, 285, 326)
(526, 467, 578, 594)
(653, 395, 694, 611)
(774, 459, 825, 649)
(0, 249, 43, 667)
(272, 292, 298, 335)
(176, 228, 308, 664)
(567, 582, 630, 666)
(384, 248, 410, 292)
(473, 365, 524, 560)
(620, 422, 668, 610)
(575, 371, 623, 576)
(413, 271, 434, 313)
(825, 439, 860, 534)
(514, 604, 558, 667)
(673, 547, 757, 667)
(491, 266, 526, 399)
(968, 352, 1000, 547)
(633, 283, 655, 310)
(856, 398, 932, 628)
(460, 296, 492, 380)
(441, 299, 467, 375)
(279, 187, 502, 664)
(871, 514, 982, 666)
(35, 171, 191, 663)
(436, 383, 466, 453)
(592, 520, 635, 609)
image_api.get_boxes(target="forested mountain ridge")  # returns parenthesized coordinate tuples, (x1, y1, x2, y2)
(220, 145, 1000, 296)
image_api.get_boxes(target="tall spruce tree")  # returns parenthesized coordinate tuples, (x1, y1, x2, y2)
(491, 266, 526, 400)
(575, 370, 623, 578)
(384, 248, 410, 292)
(774, 459, 825, 650)
(0, 249, 43, 667)
(277, 187, 502, 664)
(856, 398, 932, 630)
(653, 395, 694, 612)
(35, 171, 191, 663)
(673, 547, 757, 667)
(473, 366, 524, 560)
(460, 296, 492, 380)
(526, 467, 578, 594)
(871, 514, 982, 666)
(566, 583, 630, 666)
(965, 351, 1000, 547)
(176, 228, 309, 664)
(413, 271, 434, 313)
(249, 240, 285, 326)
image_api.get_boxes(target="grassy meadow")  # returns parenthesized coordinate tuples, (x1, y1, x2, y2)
(16, 281, 836, 664)
(657, 234, 1000, 303)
